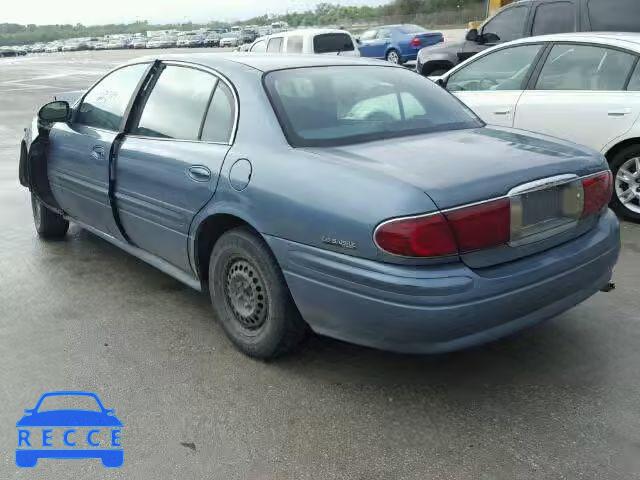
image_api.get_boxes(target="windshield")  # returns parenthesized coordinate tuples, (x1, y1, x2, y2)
(264, 66, 483, 147)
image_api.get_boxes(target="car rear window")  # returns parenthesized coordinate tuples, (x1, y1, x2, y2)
(264, 66, 483, 147)
(397, 25, 426, 34)
(588, 0, 640, 32)
(313, 33, 354, 53)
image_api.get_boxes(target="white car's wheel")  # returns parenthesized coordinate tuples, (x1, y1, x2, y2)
(610, 145, 640, 222)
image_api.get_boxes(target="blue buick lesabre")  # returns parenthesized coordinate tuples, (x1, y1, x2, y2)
(19, 54, 620, 358)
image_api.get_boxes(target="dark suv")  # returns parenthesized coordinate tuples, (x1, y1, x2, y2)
(417, 0, 640, 76)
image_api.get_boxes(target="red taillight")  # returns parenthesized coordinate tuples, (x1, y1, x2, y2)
(374, 198, 511, 258)
(445, 198, 511, 253)
(582, 171, 612, 218)
(410, 37, 422, 47)
(374, 213, 457, 257)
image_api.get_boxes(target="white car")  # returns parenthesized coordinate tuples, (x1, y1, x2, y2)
(220, 34, 241, 48)
(434, 32, 640, 221)
(146, 37, 176, 49)
(247, 29, 360, 56)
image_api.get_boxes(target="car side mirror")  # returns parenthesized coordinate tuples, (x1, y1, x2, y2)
(435, 77, 448, 88)
(465, 28, 479, 42)
(356, 38, 362, 45)
(482, 32, 500, 44)
(38, 100, 71, 123)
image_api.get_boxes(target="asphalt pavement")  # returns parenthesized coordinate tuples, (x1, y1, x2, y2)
(1, 48, 640, 480)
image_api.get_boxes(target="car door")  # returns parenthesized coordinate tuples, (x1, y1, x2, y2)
(47, 63, 149, 236)
(514, 43, 640, 152)
(459, 4, 530, 62)
(114, 63, 236, 272)
(357, 29, 381, 58)
(445, 43, 546, 128)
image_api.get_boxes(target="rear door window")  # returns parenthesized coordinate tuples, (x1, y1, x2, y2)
(588, 0, 640, 32)
(75, 63, 148, 131)
(313, 33, 354, 53)
(535, 44, 636, 91)
(531, 2, 576, 36)
(360, 30, 377, 41)
(627, 62, 640, 91)
(287, 35, 303, 53)
(201, 83, 236, 143)
(133, 66, 216, 140)
(267, 37, 283, 52)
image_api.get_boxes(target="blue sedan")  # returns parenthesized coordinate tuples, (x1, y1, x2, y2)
(20, 54, 619, 358)
(357, 24, 444, 64)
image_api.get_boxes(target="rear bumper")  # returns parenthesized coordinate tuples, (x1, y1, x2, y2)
(266, 210, 620, 354)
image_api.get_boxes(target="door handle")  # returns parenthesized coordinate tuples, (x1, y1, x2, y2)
(90, 145, 105, 161)
(493, 109, 511, 115)
(608, 109, 632, 117)
(188, 165, 211, 182)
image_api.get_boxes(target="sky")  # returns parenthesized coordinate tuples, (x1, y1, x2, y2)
(2, 0, 388, 26)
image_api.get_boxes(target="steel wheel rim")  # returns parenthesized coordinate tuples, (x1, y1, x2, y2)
(387, 51, 399, 63)
(615, 157, 640, 214)
(224, 258, 268, 331)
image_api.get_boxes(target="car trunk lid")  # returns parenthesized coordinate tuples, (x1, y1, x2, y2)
(305, 127, 608, 267)
(411, 32, 444, 48)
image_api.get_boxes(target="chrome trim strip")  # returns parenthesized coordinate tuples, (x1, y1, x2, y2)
(507, 174, 579, 196)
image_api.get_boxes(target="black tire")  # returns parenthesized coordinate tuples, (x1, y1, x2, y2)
(208, 227, 308, 359)
(31, 194, 69, 239)
(609, 145, 640, 222)
(386, 48, 402, 64)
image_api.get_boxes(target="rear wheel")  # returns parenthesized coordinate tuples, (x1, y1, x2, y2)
(31, 194, 69, 239)
(208, 227, 308, 359)
(386, 49, 401, 64)
(610, 145, 640, 222)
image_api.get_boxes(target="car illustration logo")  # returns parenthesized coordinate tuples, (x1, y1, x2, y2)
(16, 391, 123, 468)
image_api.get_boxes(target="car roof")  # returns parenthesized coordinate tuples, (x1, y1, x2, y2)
(506, 32, 640, 51)
(129, 53, 390, 73)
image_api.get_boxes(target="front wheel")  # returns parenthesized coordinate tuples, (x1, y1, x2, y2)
(208, 227, 308, 359)
(31, 194, 69, 239)
(386, 49, 401, 64)
(610, 146, 640, 222)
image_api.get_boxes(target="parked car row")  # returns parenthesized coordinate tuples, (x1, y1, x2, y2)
(240, 24, 444, 63)
(20, 51, 620, 359)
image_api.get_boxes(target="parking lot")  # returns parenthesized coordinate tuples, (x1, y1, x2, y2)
(1, 49, 640, 479)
